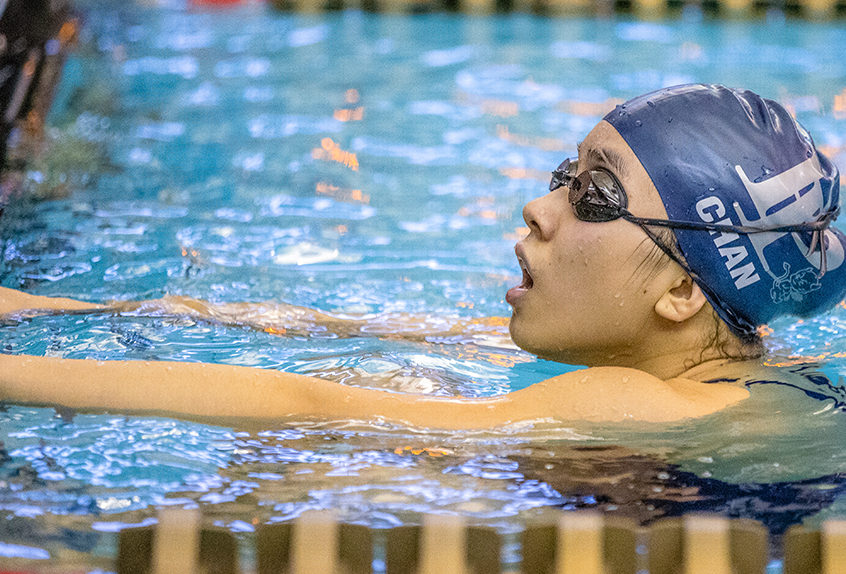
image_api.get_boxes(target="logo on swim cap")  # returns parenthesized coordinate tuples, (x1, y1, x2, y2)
(733, 157, 844, 277)
(605, 83, 846, 334)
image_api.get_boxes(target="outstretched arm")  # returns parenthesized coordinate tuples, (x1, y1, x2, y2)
(0, 286, 105, 317)
(0, 287, 509, 343)
(0, 354, 748, 427)
(115, 295, 510, 341)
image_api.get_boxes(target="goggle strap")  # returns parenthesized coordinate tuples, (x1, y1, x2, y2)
(626, 208, 837, 277)
(622, 211, 837, 235)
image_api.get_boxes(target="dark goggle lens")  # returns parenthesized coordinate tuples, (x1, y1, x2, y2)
(549, 158, 627, 222)
(571, 169, 627, 222)
(549, 158, 577, 192)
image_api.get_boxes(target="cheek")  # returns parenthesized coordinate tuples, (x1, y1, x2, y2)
(557, 233, 618, 286)
(558, 231, 646, 308)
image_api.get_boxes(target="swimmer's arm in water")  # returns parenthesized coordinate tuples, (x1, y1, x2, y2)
(129, 295, 510, 340)
(0, 354, 748, 427)
(0, 287, 507, 341)
(0, 286, 105, 317)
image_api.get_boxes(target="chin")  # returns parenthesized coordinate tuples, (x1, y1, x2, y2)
(509, 320, 589, 366)
(510, 321, 562, 362)
(507, 315, 528, 350)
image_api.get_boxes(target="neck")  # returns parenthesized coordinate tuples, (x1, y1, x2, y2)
(626, 348, 729, 380)
(587, 314, 754, 380)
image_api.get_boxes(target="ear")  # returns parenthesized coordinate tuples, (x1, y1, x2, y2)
(654, 276, 707, 323)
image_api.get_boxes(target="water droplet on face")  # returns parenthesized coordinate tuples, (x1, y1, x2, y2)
(635, 120, 643, 127)
(708, 187, 715, 192)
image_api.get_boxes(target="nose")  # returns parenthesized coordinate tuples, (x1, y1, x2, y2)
(522, 193, 560, 241)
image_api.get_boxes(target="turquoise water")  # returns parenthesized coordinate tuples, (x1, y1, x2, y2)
(1, 1, 846, 568)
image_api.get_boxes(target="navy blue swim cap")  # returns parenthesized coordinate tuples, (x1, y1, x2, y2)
(604, 84, 846, 336)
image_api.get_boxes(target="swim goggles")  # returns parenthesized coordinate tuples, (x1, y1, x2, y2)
(549, 158, 840, 277)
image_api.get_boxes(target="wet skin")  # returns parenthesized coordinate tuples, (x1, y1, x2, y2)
(0, 121, 753, 427)
(507, 120, 713, 376)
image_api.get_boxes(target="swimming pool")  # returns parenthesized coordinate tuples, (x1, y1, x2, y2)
(1, 1, 845, 570)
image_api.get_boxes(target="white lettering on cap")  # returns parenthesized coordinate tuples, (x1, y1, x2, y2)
(695, 196, 761, 289)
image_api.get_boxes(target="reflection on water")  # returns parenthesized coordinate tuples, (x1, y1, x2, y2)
(1, 0, 846, 567)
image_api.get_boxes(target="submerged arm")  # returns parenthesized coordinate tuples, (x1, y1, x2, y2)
(0, 286, 105, 317)
(117, 295, 510, 341)
(0, 354, 747, 427)
(0, 287, 508, 342)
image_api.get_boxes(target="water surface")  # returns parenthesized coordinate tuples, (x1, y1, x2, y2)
(1, 2, 845, 569)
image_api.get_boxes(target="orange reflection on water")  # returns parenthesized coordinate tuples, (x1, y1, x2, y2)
(312, 137, 359, 171)
(458, 206, 498, 219)
(333, 107, 364, 122)
(764, 352, 844, 367)
(486, 352, 520, 368)
(499, 167, 549, 182)
(819, 145, 845, 158)
(457, 197, 499, 220)
(456, 345, 520, 368)
(503, 226, 530, 241)
(456, 91, 519, 117)
(58, 20, 78, 44)
(394, 446, 451, 457)
(496, 125, 566, 151)
(834, 89, 846, 120)
(335, 86, 364, 121)
(557, 98, 623, 117)
(316, 181, 370, 203)
(481, 100, 519, 118)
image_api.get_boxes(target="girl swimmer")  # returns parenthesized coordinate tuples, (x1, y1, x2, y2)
(1, 84, 845, 428)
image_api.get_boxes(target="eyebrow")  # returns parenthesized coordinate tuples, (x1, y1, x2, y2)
(579, 146, 629, 179)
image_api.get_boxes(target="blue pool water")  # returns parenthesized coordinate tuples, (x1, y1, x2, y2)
(1, 1, 846, 569)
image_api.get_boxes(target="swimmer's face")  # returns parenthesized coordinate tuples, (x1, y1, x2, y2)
(507, 120, 683, 366)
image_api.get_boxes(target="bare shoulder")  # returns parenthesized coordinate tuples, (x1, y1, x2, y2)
(515, 366, 749, 423)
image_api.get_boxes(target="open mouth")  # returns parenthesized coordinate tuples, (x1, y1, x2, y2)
(506, 247, 534, 306)
(518, 257, 534, 289)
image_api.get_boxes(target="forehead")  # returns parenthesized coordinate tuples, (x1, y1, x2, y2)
(578, 121, 637, 173)
(579, 145, 629, 180)
(578, 120, 666, 213)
